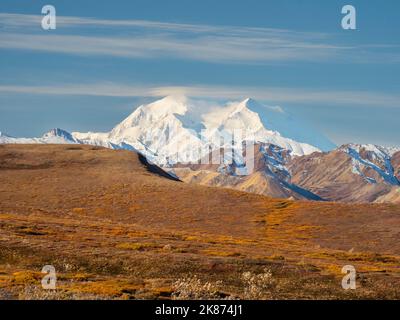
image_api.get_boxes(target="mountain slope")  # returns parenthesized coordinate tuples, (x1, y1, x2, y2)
(392, 151, 400, 181)
(71, 96, 334, 165)
(375, 188, 400, 203)
(0, 96, 334, 166)
(2, 96, 399, 203)
(203, 98, 334, 152)
(287, 144, 400, 202)
(175, 142, 400, 203)
(0, 128, 77, 145)
(1, 144, 400, 299)
(0, 131, 14, 143)
(173, 143, 322, 200)
(376, 151, 400, 203)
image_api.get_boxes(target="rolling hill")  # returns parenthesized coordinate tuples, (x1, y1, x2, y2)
(0, 144, 399, 299)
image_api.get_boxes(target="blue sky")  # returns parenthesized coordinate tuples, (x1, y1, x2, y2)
(0, 0, 399, 146)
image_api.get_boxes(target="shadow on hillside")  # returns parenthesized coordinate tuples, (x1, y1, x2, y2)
(138, 153, 181, 182)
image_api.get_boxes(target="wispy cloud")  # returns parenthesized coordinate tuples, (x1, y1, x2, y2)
(0, 83, 398, 107)
(0, 13, 328, 36)
(0, 13, 355, 64)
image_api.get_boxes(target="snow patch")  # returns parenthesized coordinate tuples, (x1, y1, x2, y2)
(340, 144, 399, 185)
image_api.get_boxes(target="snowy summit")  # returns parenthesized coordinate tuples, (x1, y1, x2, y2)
(1, 96, 335, 165)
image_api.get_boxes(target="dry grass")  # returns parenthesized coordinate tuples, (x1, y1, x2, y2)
(172, 275, 224, 300)
(241, 268, 275, 299)
(0, 144, 399, 299)
(115, 242, 161, 251)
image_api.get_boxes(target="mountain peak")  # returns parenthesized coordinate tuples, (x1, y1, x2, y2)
(242, 97, 256, 104)
(339, 143, 400, 158)
(229, 98, 261, 115)
(68, 96, 337, 163)
(237, 97, 257, 109)
(236, 97, 282, 115)
(42, 128, 75, 141)
(242, 97, 264, 107)
(139, 95, 189, 117)
(161, 95, 188, 103)
(0, 131, 13, 138)
(151, 95, 188, 109)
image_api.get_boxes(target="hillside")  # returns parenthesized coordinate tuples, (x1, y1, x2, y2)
(173, 143, 400, 203)
(2, 96, 398, 204)
(0, 144, 400, 299)
(173, 143, 322, 200)
(288, 146, 400, 203)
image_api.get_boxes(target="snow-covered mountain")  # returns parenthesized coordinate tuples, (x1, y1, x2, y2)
(1, 96, 334, 164)
(174, 141, 324, 201)
(1, 96, 400, 203)
(42, 128, 77, 143)
(288, 143, 400, 202)
(0, 131, 14, 143)
(71, 96, 334, 165)
(203, 98, 335, 153)
(0, 128, 77, 144)
(338, 144, 400, 185)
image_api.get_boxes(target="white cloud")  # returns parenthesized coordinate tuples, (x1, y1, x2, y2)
(0, 13, 327, 35)
(0, 83, 398, 107)
(0, 13, 352, 63)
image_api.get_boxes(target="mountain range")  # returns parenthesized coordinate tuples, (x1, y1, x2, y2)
(1, 96, 399, 203)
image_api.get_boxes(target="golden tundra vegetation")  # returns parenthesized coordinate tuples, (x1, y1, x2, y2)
(0, 144, 399, 299)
